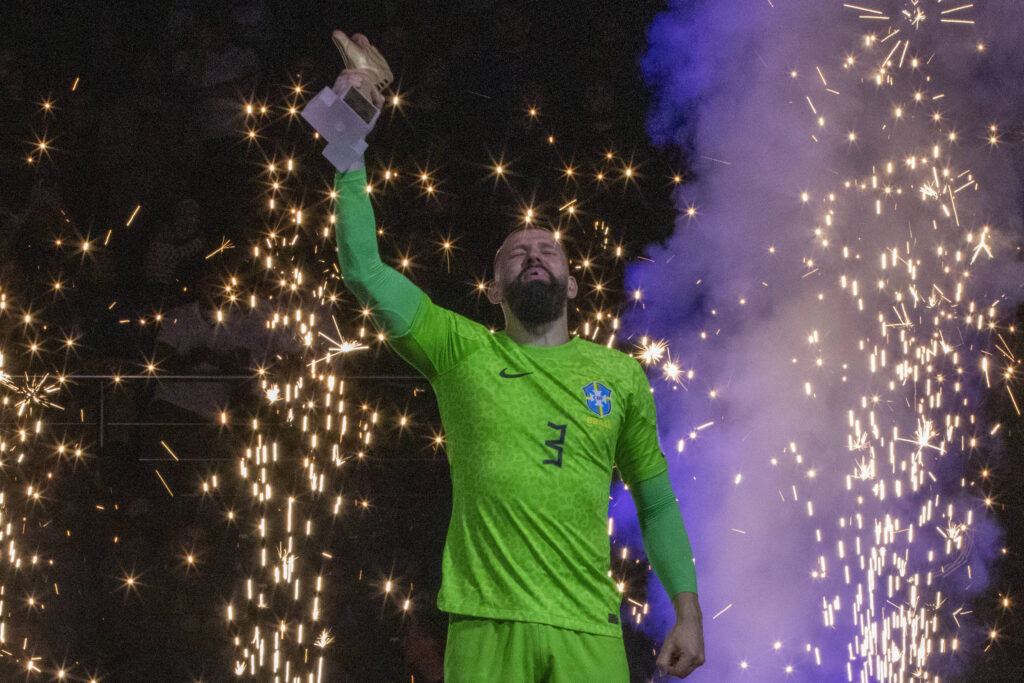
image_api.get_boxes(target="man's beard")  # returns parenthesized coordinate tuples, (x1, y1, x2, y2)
(504, 269, 567, 327)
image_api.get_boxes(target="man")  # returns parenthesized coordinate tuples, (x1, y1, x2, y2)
(331, 39, 704, 681)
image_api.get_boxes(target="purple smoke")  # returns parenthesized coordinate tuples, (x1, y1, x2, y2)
(610, 1, 1024, 680)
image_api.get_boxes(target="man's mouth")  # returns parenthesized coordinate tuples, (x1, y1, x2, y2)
(521, 266, 550, 281)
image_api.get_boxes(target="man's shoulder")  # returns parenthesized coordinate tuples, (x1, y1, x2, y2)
(399, 296, 493, 345)
(572, 336, 643, 372)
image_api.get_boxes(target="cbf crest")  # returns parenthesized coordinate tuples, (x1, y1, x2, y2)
(582, 381, 612, 417)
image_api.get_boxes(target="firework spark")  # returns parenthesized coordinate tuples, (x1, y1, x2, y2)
(636, 0, 1022, 679)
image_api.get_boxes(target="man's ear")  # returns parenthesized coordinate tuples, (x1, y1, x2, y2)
(485, 279, 502, 305)
(567, 275, 579, 300)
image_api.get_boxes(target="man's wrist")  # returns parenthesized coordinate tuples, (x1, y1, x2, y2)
(336, 165, 368, 185)
(671, 591, 701, 621)
(335, 157, 367, 175)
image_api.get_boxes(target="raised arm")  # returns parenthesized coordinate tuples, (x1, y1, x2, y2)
(329, 58, 427, 338)
(333, 164, 426, 337)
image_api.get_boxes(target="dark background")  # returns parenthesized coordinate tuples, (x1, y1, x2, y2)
(0, 1, 1020, 681)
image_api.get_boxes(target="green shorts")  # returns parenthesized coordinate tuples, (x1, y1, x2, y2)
(444, 614, 630, 682)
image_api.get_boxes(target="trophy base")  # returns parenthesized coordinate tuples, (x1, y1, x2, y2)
(301, 84, 381, 172)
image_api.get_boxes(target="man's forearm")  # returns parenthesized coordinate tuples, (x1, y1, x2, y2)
(333, 167, 426, 337)
(631, 470, 698, 598)
(334, 166, 378, 281)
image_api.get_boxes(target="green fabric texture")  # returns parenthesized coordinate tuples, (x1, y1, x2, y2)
(630, 469, 698, 596)
(332, 167, 697, 636)
(444, 614, 629, 682)
(383, 298, 669, 637)
(334, 168, 425, 336)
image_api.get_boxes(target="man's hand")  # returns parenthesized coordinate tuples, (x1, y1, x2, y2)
(656, 592, 705, 679)
(333, 68, 386, 110)
(332, 33, 387, 109)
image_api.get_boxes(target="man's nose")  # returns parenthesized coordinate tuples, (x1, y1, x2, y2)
(524, 253, 546, 269)
(528, 245, 550, 261)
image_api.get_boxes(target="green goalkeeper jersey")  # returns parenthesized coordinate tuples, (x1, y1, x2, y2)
(332, 166, 695, 638)
(386, 294, 669, 636)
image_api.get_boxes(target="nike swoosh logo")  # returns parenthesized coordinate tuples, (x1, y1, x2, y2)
(499, 368, 532, 378)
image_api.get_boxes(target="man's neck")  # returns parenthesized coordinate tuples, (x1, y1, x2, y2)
(503, 311, 571, 347)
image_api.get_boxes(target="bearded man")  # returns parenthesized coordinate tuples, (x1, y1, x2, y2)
(330, 33, 704, 682)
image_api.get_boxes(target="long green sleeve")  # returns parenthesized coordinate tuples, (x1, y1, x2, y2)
(631, 469, 698, 596)
(333, 168, 427, 337)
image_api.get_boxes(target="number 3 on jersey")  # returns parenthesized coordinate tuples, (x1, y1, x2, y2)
(543, 421, 567, 468)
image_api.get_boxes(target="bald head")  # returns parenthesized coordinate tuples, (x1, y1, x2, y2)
(493, 228, 568, 277)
